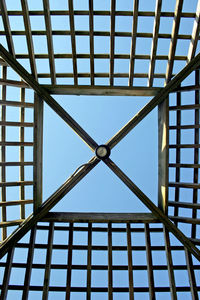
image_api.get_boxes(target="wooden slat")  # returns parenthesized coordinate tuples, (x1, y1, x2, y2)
(0, 78, 30, 88)
(158, 97, 169, 213)
(0, 45, 98, 151)
(21, 0, 38, 79)
(68, 0, 78, 85)
(66, 223, 73, 300)
(110, 0, 116, 86)
(42, 222, 54, 299)
(0, 219, 24, 227)
(104, 158, 200, 262)
(191, 69, 200, 239)
(0, 162, 33, 166)
(1, 66, 7, 240)
(169, 104, 200, 111)
(42, 212, 158, 223)
(0, 247, 14, 300)
(0, 100, 34, 108)
(168, 201, 200, 209)
(187, 0, 200, 62)
(0, 0, 15, 56)
(164, 227, 177, 299)
(0, 181, 33, 187)
(0, 121, 33, 127)
(129, 0, 139, 86)
(169, 163, 200, 168)
(165, 0, 183, 84)
(0, 200, 33, 206)
(89, 0, 94, 85)
(126, 223, 134, 300)
(33, 94, 43, 212)
(169, 216, 200, 224)
(108, 223, 113, 300)
(19, 88, 25, 219)
(43, 0, 56, 84)
(169, 124, 200, 130)
(169, 182, 200, 189)
(148, 0, 162, 87)
(185, 248, 198, 299)
(0, 141, 33, 146)
(22, 226, 36, 300)
(87, 223, 92, 300)
(169, 144, 200, 148)
(145, 224, 155, 299)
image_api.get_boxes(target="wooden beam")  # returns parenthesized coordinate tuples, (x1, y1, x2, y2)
(108, 223, 113, 300)
(129, 0, 139, 86)
(0, 0, 15, 56)
(110, 0, 116, 86)
(33, 93, 43, 212)
(21, 0, 38, 79)
(165, 0, 183, 84)
(145, 224, 155, 299)
(126, 223, 134, 300)
(19, 88, 25, 219)
(158, 97, 169, 213)
(0, 248, 14, 300)
(43, 0, 56, 84)
(103, 158, 200, 262)
(148, 0, 162, 87)
(68, 0, 78, 85)
(43, 85, 161, 96)
(89, 0, 94, 85)
(0, 44, 98, 151)
(0, 156, 99, 258)
(187, 0, 200, 62)
(106, 50, 200, 150)
(42, 212, 158, 223)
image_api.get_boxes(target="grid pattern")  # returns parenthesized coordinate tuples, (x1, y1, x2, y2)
(168, 68, 200, 244)
(0, 0, 200, 87)
(0, 64, 35, 241)
(0, 217, 199, 299)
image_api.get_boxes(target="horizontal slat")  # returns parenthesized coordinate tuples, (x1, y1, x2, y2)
(42, 212, 159, 223)
(0, 162, 33, 166)
(169, 163, 200, 168)
(0, 181, 33, 187)
(0, 141, 33, 146)
(169, 104, 200, 110)
(169, 182, 200, 188)
(0, 100, 34, 107)
(169, 144, 200, 148)
(168, 201, 200, 209)
(170, 215, 200, 224)
(0, 78, 29, 88)
(0, 121, 33, 127)
(0, 200, 33, 206)
(0, 219, 24, 228)
(169, 125, 200, 130)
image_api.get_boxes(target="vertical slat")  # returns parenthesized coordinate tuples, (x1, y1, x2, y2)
(108, 223, 113, 300)
(42, 222, 54, 300)
(43, 0, 56, 85)
(164, 227, 177, 299)
(21, 0, 38, 80)
(185, 248, 198, 299)
(1, 66, 7, 240)
(191, 69, 200, 238)
(22, 226, 37, 300)
(129, 0, 139, 86)
(126, 223, 134, 300)
(0, 0, 15, 57)
(66, 222, 73, 300)
(148, 0, 162, 87)
(33, 93, 43, 212)
(68, 0, 78, 86)
(187, 0, 200, 62)
(165, 0, 183, 84)
(174, 89, 181, 224)
(87, 223, 92, 300)
(89, 0, 94, 86)
(1, 247, 14, 300)
(158, 97, 169, 213)
(144, 224, 155, 299)
(20, 88, 25, 219)
(110, 0, 116, 86)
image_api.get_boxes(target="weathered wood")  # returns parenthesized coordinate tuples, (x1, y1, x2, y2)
(185, 248, 198, 299)
(66, 223, 73, 300)
(168, 201, 200, 209)
(110, 0, 116, 86)
(19, 88, 25, 219)
(187, 0, 200, 62)
(0, 200, 33, 206)
(104, 158, 200, 262)
(0, 100, 34, 108)
(158, 97, 169, 213)
(42, 212, 158, 223)
(148, 0, 162, 87)
(87, 223, 92, 300)
(89, 0, 94, 85)
(0, 247, 14, 300)
(33, 93, 43, 211)
(0, 78, 30, 88)
(129, 0, 139, 86)
(126, 223, 134, 300)
(145, 224, 155, 299)
(108, 223, 113, 300)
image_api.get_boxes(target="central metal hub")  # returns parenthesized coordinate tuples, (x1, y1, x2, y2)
(95, 145, 111, 160)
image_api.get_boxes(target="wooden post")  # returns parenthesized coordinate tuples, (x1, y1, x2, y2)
(33, 93, 43, 212)
(158, 97, 169, 214)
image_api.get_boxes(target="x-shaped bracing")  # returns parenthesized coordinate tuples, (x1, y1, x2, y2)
(0, 44, 200, 262)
